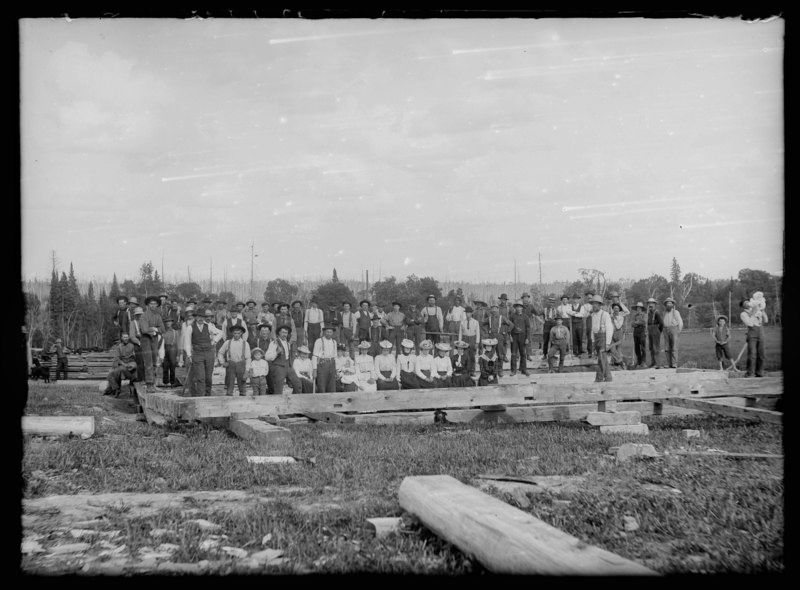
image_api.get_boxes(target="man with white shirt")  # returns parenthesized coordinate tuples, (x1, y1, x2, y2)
(590, 295, 615, 382)
(740, 299, 768, 377)
(445, 296, 466, 345)
(337, 301, 358, 359)
(460, 306, 481, 356)
(217, 325, 251, 396)
(264, 324, 301, 394)
(139, 296, 165, 393)
(661, 297, 684, 369)
(582, 290, 596, 356)
(385, 302, 406, 356)
(313, 324, 339, 393)
(180, 308, 224, 396)
(567, 293, 587, 356)
(304, 298, 324, 353)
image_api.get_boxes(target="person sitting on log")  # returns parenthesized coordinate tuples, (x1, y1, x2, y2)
(450, 340, 475, 387)
(335, 343, 358, 392)
(293, 345, 315, 393)
(478, 338, 501, 386)
(374, 340, 400, 390)
(432, 342, 454, 388)
(355, 340, 378, 392)
(413, 339, 437, 388)
(396, 338, 419, 389)
(104, 361, 138, 397)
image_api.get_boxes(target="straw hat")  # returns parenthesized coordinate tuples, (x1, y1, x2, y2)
(419, 340, 434, 350)
(251, 347, 264, 357)
(401, 338, 415, 349)
(454, 340, 469, 349)
(664, 297, 676, 305)
(297, 345, 311, 355)
(646, 298, 657, 304)
(634, 302, 645, 309)
(133, 307, 144, 315)
(591, 295, 604, 304)
(481, 338, 498, 346)
(231, 324, 246, 333)
(357, 341, 371, 350)
(379, 340, 393, 349)
(435, 342, 451, 352)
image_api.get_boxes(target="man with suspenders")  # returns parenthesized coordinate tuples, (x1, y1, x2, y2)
(421, 295, 444, 345)
(337, 301, 358, 359)
(590, 295, 615, 382)
(355, 300, 373, 344)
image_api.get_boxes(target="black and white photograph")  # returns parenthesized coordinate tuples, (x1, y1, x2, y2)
(19, 11, 784, 576)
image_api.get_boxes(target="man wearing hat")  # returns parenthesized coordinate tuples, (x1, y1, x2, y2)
(274, 303, 298, 352)
(110, 332, 136, 371)
(242, 300, 260, 342)
(460, 306, 481, 356)
(158, 293, 169, 317)
(582, 290, 596, 356)
(202, 298, 213, 308)
(565, 293, 587, 357)
(253, 323, 273, 356)
(590, 295, 615, 382)
(483, 304, 512, 374)
(321, 303, 340, 344)
(477, 338, 501, 386)
(337, 301, 358, 359)
(404, 304, 424, 354)
(520, 293, 540, 361)
(260, 302, 278, 333)
(180, 308, 224, 396)
(48, 337, 71, 381)
(421, 295, 444, 345)
(128, 307, 147, 398)
(509, 301, 531, 376)
(497, 293, 512, 361)
(161, 317, 180, 388)
(218, 324, 251, 396)
(662, 297, 683, 369)
(445, 296, 467, 345)
(472, 300, 488, 326)
(264, 324, 301, 394)
(631, 302, 648, 368)
(374, 340, 400, 390)
(368, 313, 386, 357)
(138, 296, 166, 393)
(163, 298, 181, 328)
(304, 298, 324, 353)
(355, 300, 373, 344)
(213, 300, 230, 332)
(541, 295, 558, 360)
(606, 291, 630, 316)
(385, 302, 406, 356)
(312, 324, 339, 393)
(289, 301, 305, 348)
(740, 299, 769, 377)
(547, 317, 571, 373)
(113, 295, 131, 342)
(646, 297, 665, 368)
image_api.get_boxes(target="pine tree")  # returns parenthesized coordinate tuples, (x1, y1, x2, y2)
(670, 257, 681, 285)
(109, 273, 121, 302)
(48, 268, 61, 344)
(332, 268, 339, 282)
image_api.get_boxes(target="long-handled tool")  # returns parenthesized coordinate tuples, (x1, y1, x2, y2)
(180, 356, 193, 396)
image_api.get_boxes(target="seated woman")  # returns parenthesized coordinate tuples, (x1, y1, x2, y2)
(396, 338, 419, 389)
(413, 340, 437, 388)
(374, 340, 400, 390)
(335, 343, 358, 392)
(450, 340, 475, 387)
(432, 342, 454, 388)
(478, 338, 501, 386)
(355, 340, 378, 392)
(293, 345, 315, 393)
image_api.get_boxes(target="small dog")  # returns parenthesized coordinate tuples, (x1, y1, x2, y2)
(30, 358, 50, 383)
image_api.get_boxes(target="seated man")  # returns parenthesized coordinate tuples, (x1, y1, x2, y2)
(104, 361, 138, 397)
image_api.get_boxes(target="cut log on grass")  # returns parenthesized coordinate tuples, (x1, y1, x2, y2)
(229, 419, 291, 448)
(671, 451, 783, 460)
(599, 424, 649, 435)
(398, 475, 656, 575)
(365, 517, 403, 538)
(658, 398, 782, 425)
(246, 456, 296, 464)
(584, 411, 641, 426)
(22, 416, 95, 438)
(303, 412, 356, 424)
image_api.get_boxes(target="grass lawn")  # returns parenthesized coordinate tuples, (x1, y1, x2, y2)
(21, 381, 783, 574)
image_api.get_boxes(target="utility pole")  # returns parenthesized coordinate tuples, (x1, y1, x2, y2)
(514, 258, 517, 300)
(728, 290, 732, 327)
(250, 240, 254, 299)
(161, 250, 165, 286)
(538, 251, 543, 299)
(223, 266, 227, 294)
(366, 270, 370, 299)
(187, 266, 191, 282)
(209, 257, 213, 294)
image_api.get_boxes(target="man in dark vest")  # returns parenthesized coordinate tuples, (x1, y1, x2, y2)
(179, 308, 223, 396)
(264, 325, 301, 394)
(355, 300, 372, 344)
(646, 297, 664, 368)
(323, 303, 340, 343)
(338, 301, 358, 359)
(290, 301, 305, 348)
(139, 296, 166, 393)
(509, 301, 531, 376)
(541, 295, 558, 360)
(113, 295, 131, 342)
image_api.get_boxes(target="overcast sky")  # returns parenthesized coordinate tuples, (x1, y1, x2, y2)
(20, 17, 784, 284)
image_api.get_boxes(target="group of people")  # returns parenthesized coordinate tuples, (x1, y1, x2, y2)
(99, 287, 771, 407)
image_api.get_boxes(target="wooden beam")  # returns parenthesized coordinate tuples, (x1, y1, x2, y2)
(229, 419, 291, 448)
(303, 412, 356, 424)
(398, 475, 656, 575)
(585, 411, 641, 426)
(671, 451, 783, 460)
(22, 416, 95, 438)
(659, 398, 782, 425)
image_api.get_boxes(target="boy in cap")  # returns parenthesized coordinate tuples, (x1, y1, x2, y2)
(590, 295, 615, 382)
(631, 302, 648, 368)
(313, 324, 339, 393)
(421, 295, 444, 345)
(293, 346, 315, 393)
(646, 298, 664, 368)
(396, 338, 419, 389)
(547, 317, 571, 373)
(483, 304, 512, 375)
(304, 298, 324, 352)
(477, 338, 500, 386)
(264, 325, 301, 394)
(218, 324, 251, 396)
(249, 347, 269, 396)
(374, 341, 400, 390)
(355, 341, 378, 392)
(509, 301, 531, 376)
(355, 300, 373, 344)
(337, 301, 358, 359)
(48, 337, 71, 381)
(413, 340, 437, 388)
(180, 309, 224, 397)
(289, 301, 305, 348)
(385, 302, 406, 355)
(712, 315, 736, 371)
(450, 340, 475, 387)
(335, 343, 358, 392)
(161, 317, 179, 387)
(662, 297, 683, 369)
(432, 342, 454, 387)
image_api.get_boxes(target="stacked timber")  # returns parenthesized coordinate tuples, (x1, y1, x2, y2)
(35, 352, 116, 380)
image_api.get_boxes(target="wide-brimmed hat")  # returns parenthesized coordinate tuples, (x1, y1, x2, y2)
(464, 306, 474, 313)
(260, 301, 271, 307)
(611, 303, 622, 311)
(717, 315, 729, 322)
(204, 309, 215, 317)
(401, 338, 415, 349)
(591, 295, 604, 304)
(454, 340, 469, 349)
(634, 302, 645, 309)
(664, 297, 676, 304)
(245, 299, 256, 306)
(646, 298, 657, 304)
(231, 324, 246, 333)
(257, 322, 272, 330)
(521, 292, 530, 298)
(435, 342, 451, 352)
(419, 340, 434, 350)
(379, 340, 393, 349)
(144, 295, 160, 306)
(392, 301, 402, 307)
(481, 338, 498, 346)
(359, 299, 371, 307)
(337, 343, 347, 351)
(572, 293, 581, 299)
(499, 293, 508, 300)
(164, 317, 174, 323)
(275, 324, 292, 334)
(129, 296, 139, 304)
(291, 300, 303, 307)
(216, 300, 227, 305)
(133, 307, 144, 315)
(357, 340, 371, 350)
(371, 313, 382, 321)
(583, 291, 594, 297)
(235, 301, 245, 307)
(297, 345, 311, 355)
(473, 300, 486, 306)
(116, 295, 129, 303)
(513, 301, 524, 308)
(560, 294, 569, 301)
(251, 347, 264, 357)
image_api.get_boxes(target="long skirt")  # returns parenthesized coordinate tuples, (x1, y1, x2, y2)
(432, 371, 451, 388)
(415, 369, 436, 389)
(450, 372, 475, 387)
(400, 370, 420, 390)
(336, 379, 358, 392)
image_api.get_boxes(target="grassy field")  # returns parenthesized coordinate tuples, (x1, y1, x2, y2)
(21, 381, 783, 574)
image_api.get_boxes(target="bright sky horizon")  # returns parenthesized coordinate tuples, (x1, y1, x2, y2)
(20, 17, 784, 284)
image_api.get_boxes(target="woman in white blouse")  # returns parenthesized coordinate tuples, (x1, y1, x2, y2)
(374, 340, 400, 390)
(413, 340, 437, 389)
(396, 338, 419, 389)
(354, 340, 377, 392)
(432, 342, 454, 387)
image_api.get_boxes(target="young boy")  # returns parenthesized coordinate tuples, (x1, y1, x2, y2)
(396, 338, 419, 389)
(478, 338, 501, 386)
(713, 315, 736, 371)
(218, 324, 251, 396)
(374, 340, 400, 390)
(547, 316, 571, 373)
(335, 343, 358, 392)
(293, 345, 315, 393)
(249, 347, 269, 396)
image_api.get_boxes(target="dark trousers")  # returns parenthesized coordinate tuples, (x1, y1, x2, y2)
(542, 320, 555, 355)
(190, 348, 215, 396)
(225, 360, 247, 395)
(162, 345, 177, 385)
(307, 323, 322, 350)
(339, 328, 355, 358)
(316, 359, 337, 393)
(570, 319, 585, 354)
(547, 341, 568, 372)
(388, 327, 404, 356)
(594, 333, 612, 382)
(746, 328, 765, 376)
(664, 326, 679, 368)
(510, 333, 527, 373)
(336, 380, 358, 392)
(141, 335, 159, 385)
(270, 364, 301, 394)
(585, 322, 594, 354)
(633, 329, 647, 366)
(55, 357, 68, 381)
(133, 344, 145, 383)
(298, 376, 314, 393)
(647, 325, 662, 367)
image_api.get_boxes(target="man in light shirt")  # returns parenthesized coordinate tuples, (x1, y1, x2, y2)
(264, 325, 301, 394)
(661, 297, 684, 369)
(567, 293, 587, 356)
(421, 295, 444, 345)
(445, 296, 466, 345)
(139, 296, 166, 393)
(337, 301, 358, 359)
(218, 325, 251, 396)
(180, 309, 224, 397)
(590, 295, 615, 382)
(740, 299, 769, 377)
(313, 324, 339, 393)
(460, 306, 481, 356)
(385, 302, 406, 356)
(582, 290, 596, 357)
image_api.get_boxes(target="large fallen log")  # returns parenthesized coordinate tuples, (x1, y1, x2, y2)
(659, 398, 782, 424)
(398, 475, 656, 575)
(22, 416, 95, 438)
